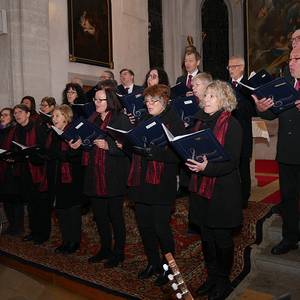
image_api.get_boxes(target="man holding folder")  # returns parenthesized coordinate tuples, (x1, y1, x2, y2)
(252, 47, 300, 255)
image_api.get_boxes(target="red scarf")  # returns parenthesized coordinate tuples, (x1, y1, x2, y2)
(189, 110, 231, 199)
(127, 124, 169, 186)
(40, 124, 72, 192)
(0, 124, 42, 183)
(82, 110, 112, 195)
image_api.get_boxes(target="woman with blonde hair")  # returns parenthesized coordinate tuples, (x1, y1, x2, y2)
(186, 80, 243, 300)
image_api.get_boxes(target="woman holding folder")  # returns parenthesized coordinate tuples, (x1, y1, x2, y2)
(185, 80, 243, 300)
(69, 86, 133, 268)
(40, 105, 88, 255)
(0, 108, 24, 236)
(3, 104, 50, 244)
(125, 84, 185, 286)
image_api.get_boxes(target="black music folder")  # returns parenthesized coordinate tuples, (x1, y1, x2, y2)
(248, 69, 274, 87)
(161, 124, 230, 164)
(170, 95, 199, 127)
(51, 117, 107, 151)
(171, 82, 191, 97)
(12, 141, 58, 161)
(71, 102, 96, 119)
(0, 149, 25, 161)
(117, 84, 127, 95)
(38, 111, 52, 123)
(107, 115, 167, 152)
(229, 84, 246, 103)
(119, 88, 146, 122)
(240, 77, 298, 113)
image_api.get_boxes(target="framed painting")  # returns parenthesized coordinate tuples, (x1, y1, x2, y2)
(245, 0, 299, 78)
(68, 0, 113, 68)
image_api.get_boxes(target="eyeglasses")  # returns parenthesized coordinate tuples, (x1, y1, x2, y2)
(226, 64, 243, 70)
(93, 98, 107, 103)
(0, 113, 9, 117)
(290, 36, 300, 43)
(147, 74, 159, 80)
(14, 110, 24, 116)
(100, 76, 109, 80)
(67, 91, 77, 95)
(143, 98, 158, 105)
(40, 104, 49, 108)
(286, 57, 300, 63)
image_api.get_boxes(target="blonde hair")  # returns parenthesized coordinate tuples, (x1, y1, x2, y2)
(199, 80, 237, 112)
(193, 72, 212, 84)
(52, 104, 73, 124)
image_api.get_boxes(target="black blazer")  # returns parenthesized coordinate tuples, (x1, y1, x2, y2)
(230, 76, 256, 158)
(176, 70, 201, 90)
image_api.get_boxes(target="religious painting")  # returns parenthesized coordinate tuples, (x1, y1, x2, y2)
(246, 0, 300, 78)
(68, 0, 113, 68)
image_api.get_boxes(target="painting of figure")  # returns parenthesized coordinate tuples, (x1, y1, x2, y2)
(246, 0, 300, 77)
(68, 0, 113, 67)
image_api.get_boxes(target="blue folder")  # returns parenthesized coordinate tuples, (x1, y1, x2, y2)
(120, 88, 146, 122)
(248, 69, 274, 87)
(71, 102, 96, 119)
(52, 116, 107, 152)
(171, 82, 191, 97)
(107, 115, 167, 152)
(170, 95, 199, 127)
(254, 77, 299, 113)
(162, 124, 230, 164)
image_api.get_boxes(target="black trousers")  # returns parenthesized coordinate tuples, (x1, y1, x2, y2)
(91, 196, 126, 254)
(239, 157, 251, 203)
(56, 206, 82, 243)
(28, 198, 51, 240)
(200, 224, 233, 248)
(278, 162, 300, 245)
(135, 203, 175, 266)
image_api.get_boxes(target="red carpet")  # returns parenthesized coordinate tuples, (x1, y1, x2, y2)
(255, 159, 278, 174)
(0, 197, 274, 300)
(255, 175, 279, 187)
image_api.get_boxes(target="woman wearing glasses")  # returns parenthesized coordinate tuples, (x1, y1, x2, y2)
(69, 86, 133, 268)
(0, 108, 24, 236)
(62, 82, 88, 106)
(125, 84, 185, 286)
(2, 104, 50, 244)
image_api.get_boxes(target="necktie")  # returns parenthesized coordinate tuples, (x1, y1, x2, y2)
(232, 81, 238, 87)
(295, 79, 300, 90)
(187, 75, 193, 89)
(125, 87, 129, 94)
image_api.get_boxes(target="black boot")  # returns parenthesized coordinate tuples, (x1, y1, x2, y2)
(196, 241, 218, 296)
(10, 201, 24, 235)
(2, 202, 15, 235)
(88, 248, 112, 264)
(208, 245, 234, 300)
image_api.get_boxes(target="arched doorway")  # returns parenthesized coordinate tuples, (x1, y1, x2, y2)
(202, 0, 229, 80)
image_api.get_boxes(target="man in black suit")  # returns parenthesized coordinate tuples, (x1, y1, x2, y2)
(118, 69, 142, 94)
(228, 55, 256, 209)
(252, 46, 300, 255)
(176, 50, 201, 97)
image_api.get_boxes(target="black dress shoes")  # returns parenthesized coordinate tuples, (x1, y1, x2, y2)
(54, 241, 71, 254)
(154, 268, 172, 287)
(138, 265, 162, 280)
(88, 248, 112, 264)
(22, 233, 37, 242)
(271, 240, 299, 255)
(104, 253, 125, 268)
(63, 243, 80, 255)
(34, 238, 48, 245)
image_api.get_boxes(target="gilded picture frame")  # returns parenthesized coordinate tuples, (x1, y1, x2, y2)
(68, 0, 113, 68)
(245, 0, 299, 78)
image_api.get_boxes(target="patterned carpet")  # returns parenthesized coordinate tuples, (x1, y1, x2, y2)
(0, 197, 274, 300)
